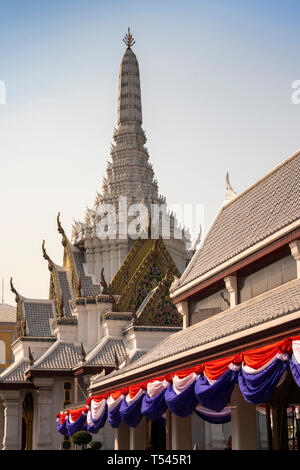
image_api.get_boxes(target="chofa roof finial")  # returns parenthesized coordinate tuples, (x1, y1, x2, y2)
(224, 172, 237, 204)
(123, 27, 135, 49)
(42, 240, 54, 271)
(10, 277, 20, 303)
(57, 212, 67, 247)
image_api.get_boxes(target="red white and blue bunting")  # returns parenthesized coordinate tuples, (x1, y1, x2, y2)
(56, 335, 300, 436)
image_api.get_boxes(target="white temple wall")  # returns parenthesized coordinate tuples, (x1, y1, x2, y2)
(102, 317, 131, 339)
(92, 422, 114, 450)
(12, 339, 54, 364)
(33, 377, 73, 450)
(54, 324, 77, 343)
(124, 329, 177, 352)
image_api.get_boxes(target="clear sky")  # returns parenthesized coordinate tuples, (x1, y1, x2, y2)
(1, 0, 300, 305)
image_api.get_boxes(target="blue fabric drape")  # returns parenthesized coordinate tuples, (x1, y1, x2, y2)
(57, 419, 68, 435)
(194, 370, 238, 412)
(66, 414, 87, 436)
(194, 407, 231, 424)
(108, 401, 123, 428)
(238, 358, 289, 404)
(164, 382, 198, 417)
(86, 405, 108, 433)
(119, 394, 144, 428)
(141, 388, 168, 422)
(289, 356, 300, 387)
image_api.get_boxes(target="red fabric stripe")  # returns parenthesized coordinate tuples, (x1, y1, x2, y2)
(204, 356, 235, 380)
(77, 333, 300, 412)
(110, 388, 128, 400)
(128, 381, 148, 398)
(174, 365, 204, 379)
(90, 393, 109, 403)
(243, 339, 292, 368)
(69, 407, 86, 421)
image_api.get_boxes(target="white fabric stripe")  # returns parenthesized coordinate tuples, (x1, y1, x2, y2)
(107, 394, 124, 410)
(242, 352, 288, 375)
(87, 410, 93, 427)
(292, 340, 300, 364)
(91, 399, 106, 421)
(173, 373, 198, 395)
(125, 388, 144, 404)
(228, 363, 241, 372)
(147, 380, 169, 398)
(195, 404, 231, 416)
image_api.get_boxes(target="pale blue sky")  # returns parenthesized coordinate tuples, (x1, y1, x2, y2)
(1, 0, 300, 304)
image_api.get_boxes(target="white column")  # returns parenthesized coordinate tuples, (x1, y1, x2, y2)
(231, 385, 257, 450)
(224, 275, 238, 307)
(33, 378, 53, 448)
(94, 239, 103, 283)
(171, 414, 192, 450)
(0, 401, 4, 450)
(176, 301, 189, 329)
(289, 240, 300, 278)
(86, 304, 98, 349)
(130, 417, 147, 450)
(1, 390, 20, 450)
(114, 421, 130, 450)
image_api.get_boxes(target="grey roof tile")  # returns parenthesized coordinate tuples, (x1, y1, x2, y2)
(86, 339, 126, 366)
(57, 270, 72, 316)
(72, 251, 101, 297)
(177, 152, 300, 290)
(95, 279, 300, 381)
(0, 361, 28, 382)
(33, 343, 81, 370)
(130, 350, 147, 363)
(23, 301, 55, 337)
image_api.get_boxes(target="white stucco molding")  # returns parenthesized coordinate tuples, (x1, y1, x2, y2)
(176, 301, 189, 329)
(224, 275, 238, 307)
(289, 239, 300, 278)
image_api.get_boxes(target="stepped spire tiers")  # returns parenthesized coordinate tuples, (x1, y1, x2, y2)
(100, 28, 161, 210)
(71, 30, 191, 282)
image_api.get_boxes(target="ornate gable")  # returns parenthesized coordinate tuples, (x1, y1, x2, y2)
(134, 269, 182, 327)
(114, 238, 181, 314)
(109, 238, 154, 295)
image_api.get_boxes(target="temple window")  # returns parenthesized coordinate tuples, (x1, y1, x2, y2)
(63, 381, 72, 408)
(189, 287, 230, 326)
(238, 254, 297, 303)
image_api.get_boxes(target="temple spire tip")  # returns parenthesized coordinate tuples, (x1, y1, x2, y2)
(123, 27, 135, 49)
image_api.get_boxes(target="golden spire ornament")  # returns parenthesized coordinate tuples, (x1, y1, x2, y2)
(123, 27, 135, 48)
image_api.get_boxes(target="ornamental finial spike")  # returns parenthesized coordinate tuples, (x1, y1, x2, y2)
(123, 27, 135, 49)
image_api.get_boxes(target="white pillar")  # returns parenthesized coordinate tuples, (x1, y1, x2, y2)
(0, 401, 4, 450)
(33, 378, 53, 449)
(114, 421, 130, 450)
(1, 390, 20, 450)
(130, 417, 147, 450)
(224, 275, 238, 307)
(171, 414, 192, 450)
(86, 304, 98, 349)
(231, 385, 257, 450)
(289, 240, 300, 278)
(176, 301, 189, 329)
